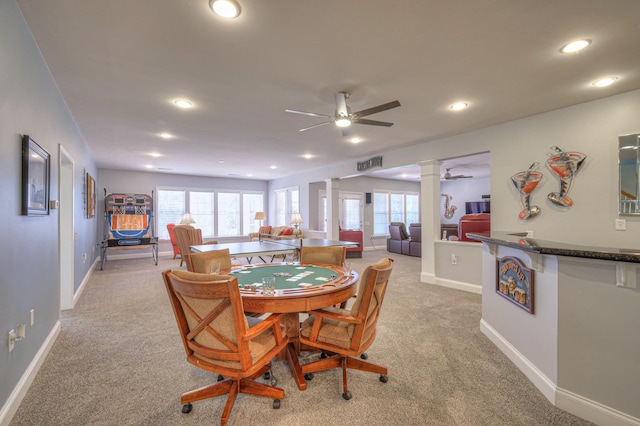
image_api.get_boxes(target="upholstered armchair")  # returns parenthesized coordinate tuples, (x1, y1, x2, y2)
(339, 229, 363, 258)
(167, 224, 180, 259)
(408, 223, 421, 257)
(387, 222, 410, 255)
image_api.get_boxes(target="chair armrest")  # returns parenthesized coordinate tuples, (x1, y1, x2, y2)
(305, 308, 362, 325)
(243, 312, 286, 341)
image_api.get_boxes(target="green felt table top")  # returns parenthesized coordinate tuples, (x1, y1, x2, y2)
(230, 264, 338, 290)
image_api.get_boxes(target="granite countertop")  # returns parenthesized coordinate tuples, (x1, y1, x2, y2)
(467, 231, 640, 264)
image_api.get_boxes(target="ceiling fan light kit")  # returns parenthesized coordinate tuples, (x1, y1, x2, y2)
(286, 90, 401, 133)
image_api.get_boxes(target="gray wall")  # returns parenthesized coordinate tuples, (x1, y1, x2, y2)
(0, 0, 96, 412)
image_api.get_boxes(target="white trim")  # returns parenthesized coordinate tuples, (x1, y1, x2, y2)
(420, 271, 436, 284)
(0, 322, 61, 426)
(480, 319, 557, 403)
(556, 388, 640, 426)
(69, 258, 98, 309)
(434, 277, 482, 294)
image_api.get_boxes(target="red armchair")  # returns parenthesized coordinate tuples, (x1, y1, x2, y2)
(458, 213, 490, 241)
(339, 229, 363, 258)
(166, 224, 180, 260)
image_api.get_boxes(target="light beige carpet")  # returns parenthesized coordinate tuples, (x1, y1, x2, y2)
(10, 252, 593, 426)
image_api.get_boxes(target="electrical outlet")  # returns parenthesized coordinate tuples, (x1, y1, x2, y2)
(615, 219, 626, 231)
(451, 254, 458, 265)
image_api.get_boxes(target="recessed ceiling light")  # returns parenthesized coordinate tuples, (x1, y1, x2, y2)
(270, 165, 277, 169)
(209, 0, 241, 19)
(350, 137, 362, 144)
(592, 76, 619, 87)
(174, 99, 193, 108)
(159, 132, 173, 139)
(145, 164, 153, 169)
(450, 102, 469, 111)
(247, 173, 253, 177)
(218, 160, 225, 164)
(148, 152, 162, 158)
(302, 154, 314, 159)
(560, 39, 591, 53)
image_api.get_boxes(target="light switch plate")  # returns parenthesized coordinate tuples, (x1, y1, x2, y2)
(615, 219, 626, 231)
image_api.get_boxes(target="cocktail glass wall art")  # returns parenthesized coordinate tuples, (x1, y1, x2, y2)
(21, 135, 50, 216)
(546, 146, 587, 207)
(510, 162, 543, 220)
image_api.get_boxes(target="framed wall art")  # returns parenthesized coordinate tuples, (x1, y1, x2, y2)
(496, 256, 534, 314)
(21, 135, 50, 216)
(86, 172, 96, 218)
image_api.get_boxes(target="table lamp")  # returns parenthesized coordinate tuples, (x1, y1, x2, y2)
(290, 212, 303, 237)
(254, 211, 266, 241)
(180, 212, 196, 225)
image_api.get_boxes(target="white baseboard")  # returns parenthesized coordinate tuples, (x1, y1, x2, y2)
(480, 319, 557, 403)
(0, 321, 61, 426)
(434, 277, 482, 294)
(69, 258, 98, 309)
(556, 387, 640, 426)
(420, 271, 436, 284)
(480, 319, 639, 426)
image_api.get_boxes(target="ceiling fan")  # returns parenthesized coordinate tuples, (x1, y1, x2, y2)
(286, 91, 401, 135)
(442, 168, 473, 180)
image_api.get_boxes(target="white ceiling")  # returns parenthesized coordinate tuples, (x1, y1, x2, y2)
(17, 0, 640, 181)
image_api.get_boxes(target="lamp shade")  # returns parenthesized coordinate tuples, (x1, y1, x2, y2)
(179, 212, 196, 225)
(254, 211, 266, 221)
(290, 212, 303, 225)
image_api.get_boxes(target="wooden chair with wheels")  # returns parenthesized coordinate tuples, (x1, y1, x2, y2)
(190, 248, 232, 274)
(163, 269, 289, 426)
(173, 225, 216, 271)
(299, 246, 346, 266)
(299, 258, 394, 400)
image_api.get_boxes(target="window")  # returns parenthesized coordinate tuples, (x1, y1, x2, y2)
(243, 192, 265, 234)
(157, 190, 185, 240)
(157, 188, 263, 239)
(373, 192, 389, 235)
(274, 186, 299, 226)
(373, 190, 419, 235)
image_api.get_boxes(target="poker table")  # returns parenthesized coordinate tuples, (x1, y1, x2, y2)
(229, 262, 358, 390)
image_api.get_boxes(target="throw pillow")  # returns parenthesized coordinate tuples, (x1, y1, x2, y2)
(281, 227, 293, 235)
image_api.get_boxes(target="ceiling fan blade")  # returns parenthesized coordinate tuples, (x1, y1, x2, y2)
(299, 121, 332, 132)
(285, 109, 331, 118)
(352, 100, 401, 118)
(354, 118, 394, 127)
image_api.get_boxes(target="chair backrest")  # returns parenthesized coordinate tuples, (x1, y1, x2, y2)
(408, 223, 421, 242)
(349, 258, 394, 352)
(388, 222, 409, 240)
(173, 225, 203, 271)
(190, 248, 232, 273)
(300, 246, 347, 266)
(166, 224, 180, 256)
(163, 269, 280, 375)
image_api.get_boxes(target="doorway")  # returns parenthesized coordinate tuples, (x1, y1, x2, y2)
(59, 146, 74, 310)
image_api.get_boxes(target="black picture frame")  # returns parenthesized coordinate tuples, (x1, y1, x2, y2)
(21, 135, 50, 216)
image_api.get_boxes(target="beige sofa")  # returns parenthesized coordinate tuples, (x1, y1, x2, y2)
(248, 225, 299, 241)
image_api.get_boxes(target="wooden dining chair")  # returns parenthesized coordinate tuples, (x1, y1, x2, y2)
(299, 258, 394, 400)
(299, 246, 346, 266)
(163, 269, 288, 426)
(190, 248, 232, 274)
(173, 225, 216, 270)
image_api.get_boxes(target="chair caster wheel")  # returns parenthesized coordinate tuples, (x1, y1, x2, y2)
(263, 371, 271, 380)
(342, 391, 352, 400)
(217, 374, 224, 382)
(273, 399, 281, 409)
(320, 352, 327, 359)
(304, 373, 314, 380)
(360, 353, 368, 360)
(182, 403, 192, 414)
(379, 375, 388, 383)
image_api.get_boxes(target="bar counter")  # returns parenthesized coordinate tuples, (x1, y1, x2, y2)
(467, 231, 640, 264)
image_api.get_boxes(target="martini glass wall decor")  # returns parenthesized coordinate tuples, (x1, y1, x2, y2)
(546, 146, 587, 207)
(511, 162, 543, 220)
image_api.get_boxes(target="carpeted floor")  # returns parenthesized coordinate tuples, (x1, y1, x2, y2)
(10, 251, 594, 426)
